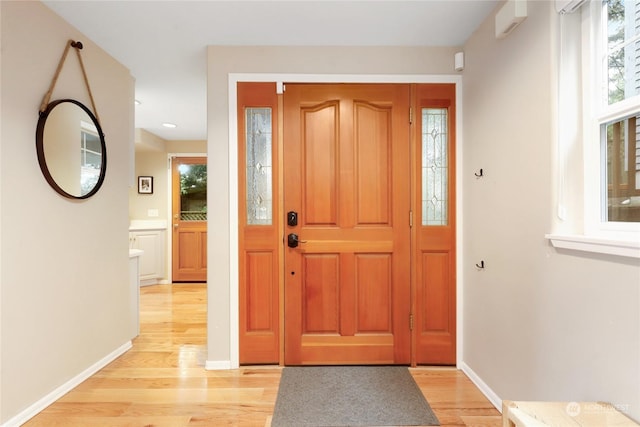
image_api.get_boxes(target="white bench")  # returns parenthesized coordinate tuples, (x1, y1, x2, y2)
(502, 400, 639, 427)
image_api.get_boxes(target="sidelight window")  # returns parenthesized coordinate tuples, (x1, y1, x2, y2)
(245, 107, 273, 225)
(422, 108, 449, 226)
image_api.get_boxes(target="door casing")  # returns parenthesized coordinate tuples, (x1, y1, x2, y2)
(226, 74, 463, 369)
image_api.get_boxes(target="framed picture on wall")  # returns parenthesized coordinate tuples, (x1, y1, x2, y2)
(138, 176, 153, 194)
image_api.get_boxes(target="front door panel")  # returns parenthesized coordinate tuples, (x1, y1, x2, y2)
(283, 84, 411, 365)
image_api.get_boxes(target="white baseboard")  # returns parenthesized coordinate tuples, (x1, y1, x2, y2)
(205, 360, 232, 370)
(1, 341, 132, 427)
(459, 361, 503, 413)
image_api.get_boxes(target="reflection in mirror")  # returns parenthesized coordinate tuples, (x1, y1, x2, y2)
(36, 99, 106, 199)
(80, 120, 102, 194)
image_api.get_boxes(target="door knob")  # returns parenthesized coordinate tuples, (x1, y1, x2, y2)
(287, 233, 307, 248)
(287, 233, 299, 248)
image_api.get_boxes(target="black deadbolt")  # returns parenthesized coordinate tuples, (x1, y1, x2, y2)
(287, 211, 298, 227)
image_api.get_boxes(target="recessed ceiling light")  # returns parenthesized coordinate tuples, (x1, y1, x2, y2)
(162, 122, 177, 128)
(134, 99, 141, 105)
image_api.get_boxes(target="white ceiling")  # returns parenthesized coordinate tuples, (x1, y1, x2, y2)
(43, 0, 499, 141)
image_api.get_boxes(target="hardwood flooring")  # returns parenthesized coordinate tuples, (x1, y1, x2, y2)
(24, 284, 501, 427)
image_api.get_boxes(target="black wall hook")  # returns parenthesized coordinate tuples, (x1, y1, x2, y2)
(475, 260, 485, 269)
(474, 168, 484, 178)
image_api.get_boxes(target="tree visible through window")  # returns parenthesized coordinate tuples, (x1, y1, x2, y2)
(179, 163, 207, 221)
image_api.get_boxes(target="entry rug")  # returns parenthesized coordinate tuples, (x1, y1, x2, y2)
(271, 366, 440, 426)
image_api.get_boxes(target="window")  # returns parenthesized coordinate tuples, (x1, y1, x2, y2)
(597, 0, 640, 223)
(605, 114, 640, 221)
(548, 0, 640, 257)
(421, 108, 449, 226)
(178, 162, 207, 221)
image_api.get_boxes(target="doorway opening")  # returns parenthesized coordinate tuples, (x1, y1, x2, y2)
(232, 77, 461, 368)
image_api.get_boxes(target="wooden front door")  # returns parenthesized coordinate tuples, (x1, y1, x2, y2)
(172, 157, 207, 282)
(283, 84, 411, 365)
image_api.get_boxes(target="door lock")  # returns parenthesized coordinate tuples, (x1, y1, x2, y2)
(287, 211, 298, 227)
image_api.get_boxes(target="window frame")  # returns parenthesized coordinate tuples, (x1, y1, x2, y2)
(548, 0, 640, 258)
(583, 0, 640, 238)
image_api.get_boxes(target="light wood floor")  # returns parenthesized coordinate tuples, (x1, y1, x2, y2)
(24, 283, 502, 427)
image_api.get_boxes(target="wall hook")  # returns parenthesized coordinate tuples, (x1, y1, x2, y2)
(474, 168, 484, 178)
(475, 260, 485, 269)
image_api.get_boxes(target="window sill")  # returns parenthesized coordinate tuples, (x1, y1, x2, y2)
(545, 234, 640, 259)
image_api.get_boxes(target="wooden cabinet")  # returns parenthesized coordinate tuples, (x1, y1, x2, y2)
(129, 227, 166, 286)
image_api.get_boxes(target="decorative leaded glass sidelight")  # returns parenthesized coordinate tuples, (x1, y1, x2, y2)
(246, 108, 273, 225)
(422, 108, 449, 226)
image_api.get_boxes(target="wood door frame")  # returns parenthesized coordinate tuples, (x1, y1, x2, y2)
(228, 74, 463, 369)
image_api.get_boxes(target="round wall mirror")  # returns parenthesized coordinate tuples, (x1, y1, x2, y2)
(36, 99, 107, 199)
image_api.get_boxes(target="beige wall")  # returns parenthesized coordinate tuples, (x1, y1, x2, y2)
(129, 150, 169, 220)
(463, 0, 640, 421)
(129, 130, 169, 222)
(206, 45, 460, 365)
(166, 140, 207, 154)
(0, 1, 133, 423)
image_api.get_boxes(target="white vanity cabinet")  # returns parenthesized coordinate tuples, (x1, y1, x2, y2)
(129, 221, 167, 286)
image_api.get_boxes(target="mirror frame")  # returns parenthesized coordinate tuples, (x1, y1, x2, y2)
(36, 99, 107, 199)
